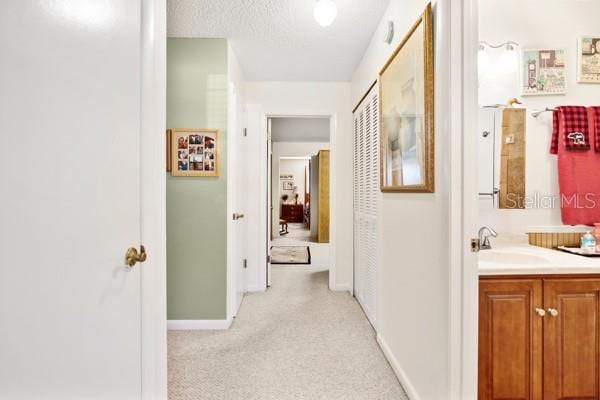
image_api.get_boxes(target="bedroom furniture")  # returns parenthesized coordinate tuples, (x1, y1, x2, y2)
(281, 204, 304, 223)
(279, 219, 288, 235)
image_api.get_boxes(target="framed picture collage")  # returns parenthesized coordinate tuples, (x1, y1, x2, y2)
(167, 128, 219, 177)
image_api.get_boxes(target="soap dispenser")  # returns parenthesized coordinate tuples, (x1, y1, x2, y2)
(581, 231, 597, 254)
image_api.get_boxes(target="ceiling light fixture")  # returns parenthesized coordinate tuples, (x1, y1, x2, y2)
(313, 0, 337, 27)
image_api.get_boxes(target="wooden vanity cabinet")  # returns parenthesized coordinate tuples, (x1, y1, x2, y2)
(479, 276, 600, 400)
(543, 278, 600, 400)
(479, 279, 542, 400)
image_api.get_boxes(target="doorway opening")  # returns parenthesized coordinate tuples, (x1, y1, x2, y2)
(274, 156, 313, 242)
(266, 116, 331, 286)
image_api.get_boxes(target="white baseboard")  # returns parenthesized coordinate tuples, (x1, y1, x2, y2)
(246, 285, 266, 292)
(377, 334, 422, 400)
(330, 283, 352, 293)
(167, 319, 232, 330)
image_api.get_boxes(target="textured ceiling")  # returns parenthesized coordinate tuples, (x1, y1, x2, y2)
(271, 117, 330, 142)
(167, 0, 390, 81)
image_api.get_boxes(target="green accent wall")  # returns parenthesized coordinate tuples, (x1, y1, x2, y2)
(167, 38, 228, 320)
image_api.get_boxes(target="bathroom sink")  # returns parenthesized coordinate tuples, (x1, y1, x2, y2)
(479, 250, 551, 265)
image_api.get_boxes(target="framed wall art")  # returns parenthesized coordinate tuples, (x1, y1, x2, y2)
(166, 129, 172, 172)
(169, 128, 220, 177)
(379, 2, 434, 193)
(282, 181, 294, 190)
(577, 36, 600, 83)
(521, 49, 566, 96)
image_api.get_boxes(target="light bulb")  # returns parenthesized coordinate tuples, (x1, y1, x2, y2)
(314, 0, 337, 27)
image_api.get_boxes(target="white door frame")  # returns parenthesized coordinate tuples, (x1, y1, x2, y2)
(255, 111, 339, 292)
(448, 0, 479, 398)
(140, 0, 167, 398)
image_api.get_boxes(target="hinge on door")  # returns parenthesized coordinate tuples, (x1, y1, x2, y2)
(243, 259, 247, 269)
(243, 128, 247, 137)
(471, 238, 481, 253)
(267, 255, 271, 263)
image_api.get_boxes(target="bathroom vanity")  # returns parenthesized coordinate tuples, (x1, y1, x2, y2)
(478, 238, 600, 400)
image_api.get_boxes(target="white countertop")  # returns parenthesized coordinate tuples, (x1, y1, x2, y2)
(478, 234, 600, 276)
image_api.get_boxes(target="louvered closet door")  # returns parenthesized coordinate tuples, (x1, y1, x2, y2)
(353, 85, 379, 328)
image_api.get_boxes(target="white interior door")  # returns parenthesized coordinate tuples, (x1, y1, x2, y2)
(228, 83, 247, 318)
(266, 118, 273, 287)
(236, 119, 248, 309)
(0, 1, 144, 398)
(352, 85, 379, 328)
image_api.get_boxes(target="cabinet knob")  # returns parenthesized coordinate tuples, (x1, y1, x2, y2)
(547, 308, 559, 317)
(535, 307, 546, 317)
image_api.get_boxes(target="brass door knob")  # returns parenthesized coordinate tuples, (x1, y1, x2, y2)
(125, 245, 147, 267)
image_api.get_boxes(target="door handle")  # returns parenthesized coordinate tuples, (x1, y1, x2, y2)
(547, 308, 559, 317)
(125, 245, 147, 267)
(233, 213, 245, 220)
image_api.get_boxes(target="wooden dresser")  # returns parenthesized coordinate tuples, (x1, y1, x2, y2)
(280, 204, 304, 223)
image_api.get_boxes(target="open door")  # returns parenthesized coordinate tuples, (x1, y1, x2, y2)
(266, 118, 273, 287)
(228, 83, 248, 318)
(0, 0, 160, 397)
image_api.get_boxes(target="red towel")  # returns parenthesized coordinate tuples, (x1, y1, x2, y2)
(591, 106, 600, 152)
(556, 108, 600, 225)
(550, 106, 590, 154)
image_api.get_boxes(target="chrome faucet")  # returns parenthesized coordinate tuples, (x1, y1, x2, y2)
(478, 226, 498, 250)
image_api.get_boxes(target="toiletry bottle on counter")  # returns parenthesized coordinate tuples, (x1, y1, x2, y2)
(595, 223, 600, 253)
(581, 231, 597, 254)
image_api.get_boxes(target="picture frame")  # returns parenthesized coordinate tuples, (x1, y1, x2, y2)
(379, 2, 434, 193)
(521, 49, 567, 96)
(282, 181, 294, 190)
(169, 128, 220, 177)
(166, 129, 172, 172)
(577, 36, 600, 84)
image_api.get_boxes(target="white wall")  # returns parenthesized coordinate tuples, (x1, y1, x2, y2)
(245, 82, 353, 292)
(272, 143, 329, 233)
(478, 0, 600, 233)
(278, 159, 309, 205)
(351, 1, 451, 399)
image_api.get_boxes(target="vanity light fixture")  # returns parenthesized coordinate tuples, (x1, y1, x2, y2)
(478, 41, 520, 80)
(479, 41, 520, 51)
(313, 0, 337, 27)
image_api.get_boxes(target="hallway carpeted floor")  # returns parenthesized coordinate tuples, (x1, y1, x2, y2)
(168, 265, 409, 400)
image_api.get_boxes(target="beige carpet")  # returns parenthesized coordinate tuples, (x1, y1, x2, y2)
(270, 246, 311, 264)
(168, 266, 409, 400)
(277, 222, 313, 242)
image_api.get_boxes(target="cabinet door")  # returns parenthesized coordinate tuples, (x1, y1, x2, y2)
(479, 279, 543, 400)
(544, 279, 600, 400)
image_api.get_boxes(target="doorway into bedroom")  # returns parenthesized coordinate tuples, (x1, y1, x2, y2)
(268, 117, 331, 279)
(276, 157, 313, 242)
